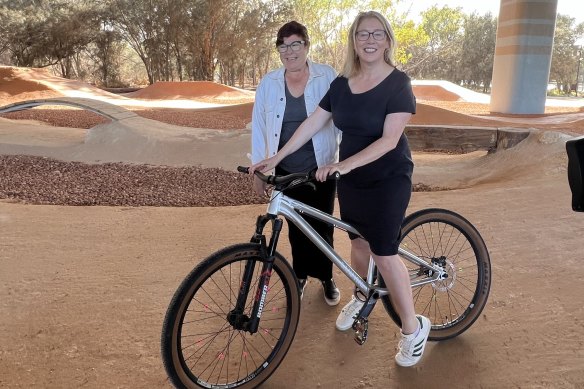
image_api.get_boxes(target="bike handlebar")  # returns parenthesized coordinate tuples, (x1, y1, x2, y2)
(237, 166, 339, 187)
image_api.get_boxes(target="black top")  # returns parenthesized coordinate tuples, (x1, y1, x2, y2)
(278, 81, 316, 173)
(318, 69, 416, 255)
(319, 69, 416, 184)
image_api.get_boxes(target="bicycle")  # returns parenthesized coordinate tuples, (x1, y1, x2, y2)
(161, 166, 492, 389)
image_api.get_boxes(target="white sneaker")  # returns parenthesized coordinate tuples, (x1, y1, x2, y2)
(298, 278, 307, 300)
(395, 315, 431, 367)
(335, 295, 365, 331)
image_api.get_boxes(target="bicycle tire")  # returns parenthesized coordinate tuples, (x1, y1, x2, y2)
(161, 243, 301, 389)
(379, 208, 491, 341)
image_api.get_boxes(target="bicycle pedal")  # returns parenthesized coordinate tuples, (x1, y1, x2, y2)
(352, 317, 368, 345)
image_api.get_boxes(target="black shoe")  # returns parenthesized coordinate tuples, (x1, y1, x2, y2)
(298, 278, 307, 300)
(322, 278, 340, 306)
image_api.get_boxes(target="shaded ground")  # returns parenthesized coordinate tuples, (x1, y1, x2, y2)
(2, 169, 583, 389)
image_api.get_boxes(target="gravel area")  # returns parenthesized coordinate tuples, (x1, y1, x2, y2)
(0, 155, 266, 206)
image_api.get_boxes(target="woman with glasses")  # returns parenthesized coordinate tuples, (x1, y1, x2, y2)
(251, 12, 430, 367)
(251, 21, 341, 306)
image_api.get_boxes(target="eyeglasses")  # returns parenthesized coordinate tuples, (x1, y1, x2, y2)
(355, 30, 386, 41)
(277, 40, 305, 53)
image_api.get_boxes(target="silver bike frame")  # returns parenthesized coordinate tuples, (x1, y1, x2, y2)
(266, 189, 446, 297)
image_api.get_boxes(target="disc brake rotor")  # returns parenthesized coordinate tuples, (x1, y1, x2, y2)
(432, 260, 456, 292)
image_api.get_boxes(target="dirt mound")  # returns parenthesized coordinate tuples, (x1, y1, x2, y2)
(413, 129, 571, 189)
(413, 85, 461, 101)
(0, 66, 123, 105)
(411, 103, 584, 133)
(125, 81, 255, 103)
(0, 67, 63, 102)
(0, 67, 53, 95)
(412, 103, 497, 126)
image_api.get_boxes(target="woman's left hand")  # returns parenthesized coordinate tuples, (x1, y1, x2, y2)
(315, 162, 352, 182)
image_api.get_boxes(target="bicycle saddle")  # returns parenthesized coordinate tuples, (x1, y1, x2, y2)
(566, 136, 584, 212)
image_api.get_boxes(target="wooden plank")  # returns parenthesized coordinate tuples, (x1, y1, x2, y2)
(405, 125, 530, 153)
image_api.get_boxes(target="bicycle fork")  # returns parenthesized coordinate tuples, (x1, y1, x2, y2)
(228, 214, 283, 334)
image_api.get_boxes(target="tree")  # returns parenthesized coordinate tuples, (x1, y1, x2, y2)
(412, 5, 465, 80)
(0, 0, 52, 67)
(215, 1, 290, 87)
(459, 13, 497, 92)
(550, 14, 584, 94)
(43, 1, 103, 78)
(394, 20, 429, 70)
(85, 15, 126, 87)
(111, 0, 168, 84)
(0, 0, 102, 77)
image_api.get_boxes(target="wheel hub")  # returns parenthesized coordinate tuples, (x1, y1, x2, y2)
(227, 310, 251, 331)
(432, 258, 456, 292)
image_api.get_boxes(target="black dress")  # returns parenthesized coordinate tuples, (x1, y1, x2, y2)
(319, 69, 416, 256)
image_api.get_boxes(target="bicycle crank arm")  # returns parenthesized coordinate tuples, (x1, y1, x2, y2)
(352, 296, 377, 345)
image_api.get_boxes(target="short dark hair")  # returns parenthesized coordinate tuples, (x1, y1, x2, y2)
(276, 21, 310, 47)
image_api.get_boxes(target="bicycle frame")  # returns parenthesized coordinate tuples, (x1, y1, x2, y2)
(265, 188, 448, 297)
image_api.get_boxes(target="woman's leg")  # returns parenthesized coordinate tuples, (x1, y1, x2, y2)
(335, 237, 370, 330)
(372, 253, 418, 334)
(350, 237, 370, 278)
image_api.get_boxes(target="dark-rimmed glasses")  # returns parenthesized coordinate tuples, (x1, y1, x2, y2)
(277, 40, 305, 53)
(355, 30, 386, 41)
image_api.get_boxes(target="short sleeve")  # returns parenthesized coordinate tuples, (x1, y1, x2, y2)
(386, 73, 416, 115)
(318, 87, 332, 112)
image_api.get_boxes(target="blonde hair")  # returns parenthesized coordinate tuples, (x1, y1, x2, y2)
(340, 11, 397, 78)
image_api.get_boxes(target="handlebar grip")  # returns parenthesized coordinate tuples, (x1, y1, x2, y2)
(237, 166, 269, 182)
(308, 169, 340, 181)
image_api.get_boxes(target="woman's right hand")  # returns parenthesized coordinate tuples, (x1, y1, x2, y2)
(249, 156, 279, 175)
(252, 175, 269, 197)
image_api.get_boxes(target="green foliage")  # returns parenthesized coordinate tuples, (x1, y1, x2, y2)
(550, 15, 584, 94)
(459, 13, 497, 92)
(393, 20, 429, 66)
(0, 0, 582, 91)
(408, 5, 465, 80)
(290, 0, 360, 71)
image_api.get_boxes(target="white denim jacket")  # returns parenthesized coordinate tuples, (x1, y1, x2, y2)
(251, 60, 340, 167)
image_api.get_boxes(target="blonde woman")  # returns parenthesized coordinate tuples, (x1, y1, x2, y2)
(250, 11, 430, 367)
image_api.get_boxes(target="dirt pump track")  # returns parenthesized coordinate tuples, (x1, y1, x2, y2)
(1, 66, 584, 388)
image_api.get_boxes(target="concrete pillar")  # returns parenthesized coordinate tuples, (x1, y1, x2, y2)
(490, 0, 558, 114)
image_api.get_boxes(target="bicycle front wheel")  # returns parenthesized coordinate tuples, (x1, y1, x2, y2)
(380, 208, 491, 341)
(161, 243, 301, 389)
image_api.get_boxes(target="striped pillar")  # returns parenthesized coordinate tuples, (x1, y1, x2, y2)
(490, 0, 558, 114)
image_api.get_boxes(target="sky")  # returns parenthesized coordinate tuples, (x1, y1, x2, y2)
(398, 0, 584, 24)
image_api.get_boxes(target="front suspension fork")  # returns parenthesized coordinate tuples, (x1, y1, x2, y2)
(231, 214, 283, 334)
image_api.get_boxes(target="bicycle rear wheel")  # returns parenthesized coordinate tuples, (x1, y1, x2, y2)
(161, 243, 300, 389)
(380, 208, 491, 341)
